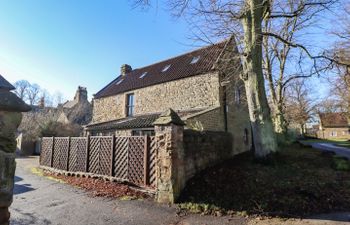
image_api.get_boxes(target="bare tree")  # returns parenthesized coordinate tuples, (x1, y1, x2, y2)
(285, 79, 316, 135)
(317, 97, 343, 113)
(52, 91, 65, 107)
(134, 0, 338, 157)
(26, 83, 41, 105)
(13, 80, 30, 101)
(40, 89, 53, 107)
(328, 2, 350, 114)
(262, 0, 332, 136)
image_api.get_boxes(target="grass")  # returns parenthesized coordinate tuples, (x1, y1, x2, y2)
(178, 144, 350, 217)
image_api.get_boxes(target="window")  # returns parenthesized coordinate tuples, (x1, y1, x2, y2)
(190, 56, 200, 64)
(126, 93, 134, 117)
(330, 131, 337, 137)
(116, 79, 124, 85)
(235, 87, 241, 105)
(132, 129, 155, 136)
(139, 72, 148, 79)
(162, 65, 171, 72)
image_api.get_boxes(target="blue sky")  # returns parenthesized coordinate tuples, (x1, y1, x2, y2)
(2, 0, 194, 100)
(1, 0, 337, 101)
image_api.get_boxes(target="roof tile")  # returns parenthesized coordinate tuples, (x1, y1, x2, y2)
(94, 41, 227, 98)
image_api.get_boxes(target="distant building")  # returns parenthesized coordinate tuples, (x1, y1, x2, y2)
(57, 86, 92, 125)
(17, 86, 92, 155)
(317, 112, 350, 139)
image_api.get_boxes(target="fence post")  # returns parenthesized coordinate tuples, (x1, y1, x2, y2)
(50, 137, 55, 167)
(110, 135, 115, 176)
(66, 137, 71, 171)
(86, 135, 90, 172)
(143, 135, 150, 186)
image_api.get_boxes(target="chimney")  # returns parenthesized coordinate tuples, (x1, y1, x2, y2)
(39, 97, 45, 108)
(74, 86, 88, 102)
(121, 64, 132, 76)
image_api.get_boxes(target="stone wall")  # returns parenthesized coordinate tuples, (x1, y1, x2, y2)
(185, 107, 225, 132)
(317, 128, 350, 140)
(183, 130, 232, 181)
(92, 72, 221, 123)
(155, 122, 234, 203)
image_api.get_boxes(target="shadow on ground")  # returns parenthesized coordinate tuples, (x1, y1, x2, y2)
(178, 144, 350, 222)
(13, 176, 35, 195)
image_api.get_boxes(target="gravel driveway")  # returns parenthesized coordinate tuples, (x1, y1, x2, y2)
(10, 156, 246, 225)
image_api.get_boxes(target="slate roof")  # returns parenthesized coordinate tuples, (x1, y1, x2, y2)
(0, 75, 15, 90)
(85, 109, 204, 131)
(94, 41, 228, 99)
(319, 112, 349, 128)
(85, 113, 161, 131)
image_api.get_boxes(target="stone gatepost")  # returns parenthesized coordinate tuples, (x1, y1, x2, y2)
(0, 75, 30, 225)
(153, 108, 186, 204)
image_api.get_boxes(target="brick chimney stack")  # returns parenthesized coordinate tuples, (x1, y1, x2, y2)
(121, 64, 132, 76)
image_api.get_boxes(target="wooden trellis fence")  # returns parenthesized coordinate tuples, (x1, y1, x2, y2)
(40, 135, 158, 188)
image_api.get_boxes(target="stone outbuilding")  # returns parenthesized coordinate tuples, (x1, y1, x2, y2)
(317, 112, 350, 140)
(85, 38, 252, 154)
(17, 86, 92, 155)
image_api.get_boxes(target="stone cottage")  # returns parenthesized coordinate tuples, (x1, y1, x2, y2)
(57, 86, 92, 125)
(17, 86, 92, 155)
(317, 112, 350, 140)
(85, 39, 252, 153)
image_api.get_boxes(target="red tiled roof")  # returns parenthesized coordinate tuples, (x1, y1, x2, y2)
(94, 41, 229, 98)
(319, 112, 349, 128)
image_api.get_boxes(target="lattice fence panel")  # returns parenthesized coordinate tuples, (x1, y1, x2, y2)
(114, 137, 129, 179)
(40, 138, 53, 166)
(52, 137, 69, 170)
(98, 137, 113, 176)
(148, 136, 158, 188)
(89, 137, 100, 174)
(69, 137, 87, 172)
(128, 137, 145, 186)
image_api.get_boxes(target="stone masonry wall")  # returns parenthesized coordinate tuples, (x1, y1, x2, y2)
(185, 107, 225, 132)
(183, 130, 232, 183)
(92, 72, 220, 123)
(317, 127, 350, 140)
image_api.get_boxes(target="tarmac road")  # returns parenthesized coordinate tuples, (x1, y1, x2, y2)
(10, 156, 246, 225)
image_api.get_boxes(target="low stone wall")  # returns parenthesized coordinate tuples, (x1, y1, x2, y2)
(183, 130, 232, 183)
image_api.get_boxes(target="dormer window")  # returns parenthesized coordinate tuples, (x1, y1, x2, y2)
(139, 72, 148, 79)
(190, 56, 200, 64)
(116, 79, 124, 85)
(162, 64, 171, 72)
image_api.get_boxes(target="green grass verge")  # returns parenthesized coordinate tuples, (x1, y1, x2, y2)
(178, 144, 350, 217)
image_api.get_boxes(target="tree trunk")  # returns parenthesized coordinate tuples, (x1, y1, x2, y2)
(273, 102, 287, 134)
(241, 0, 277, 157)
